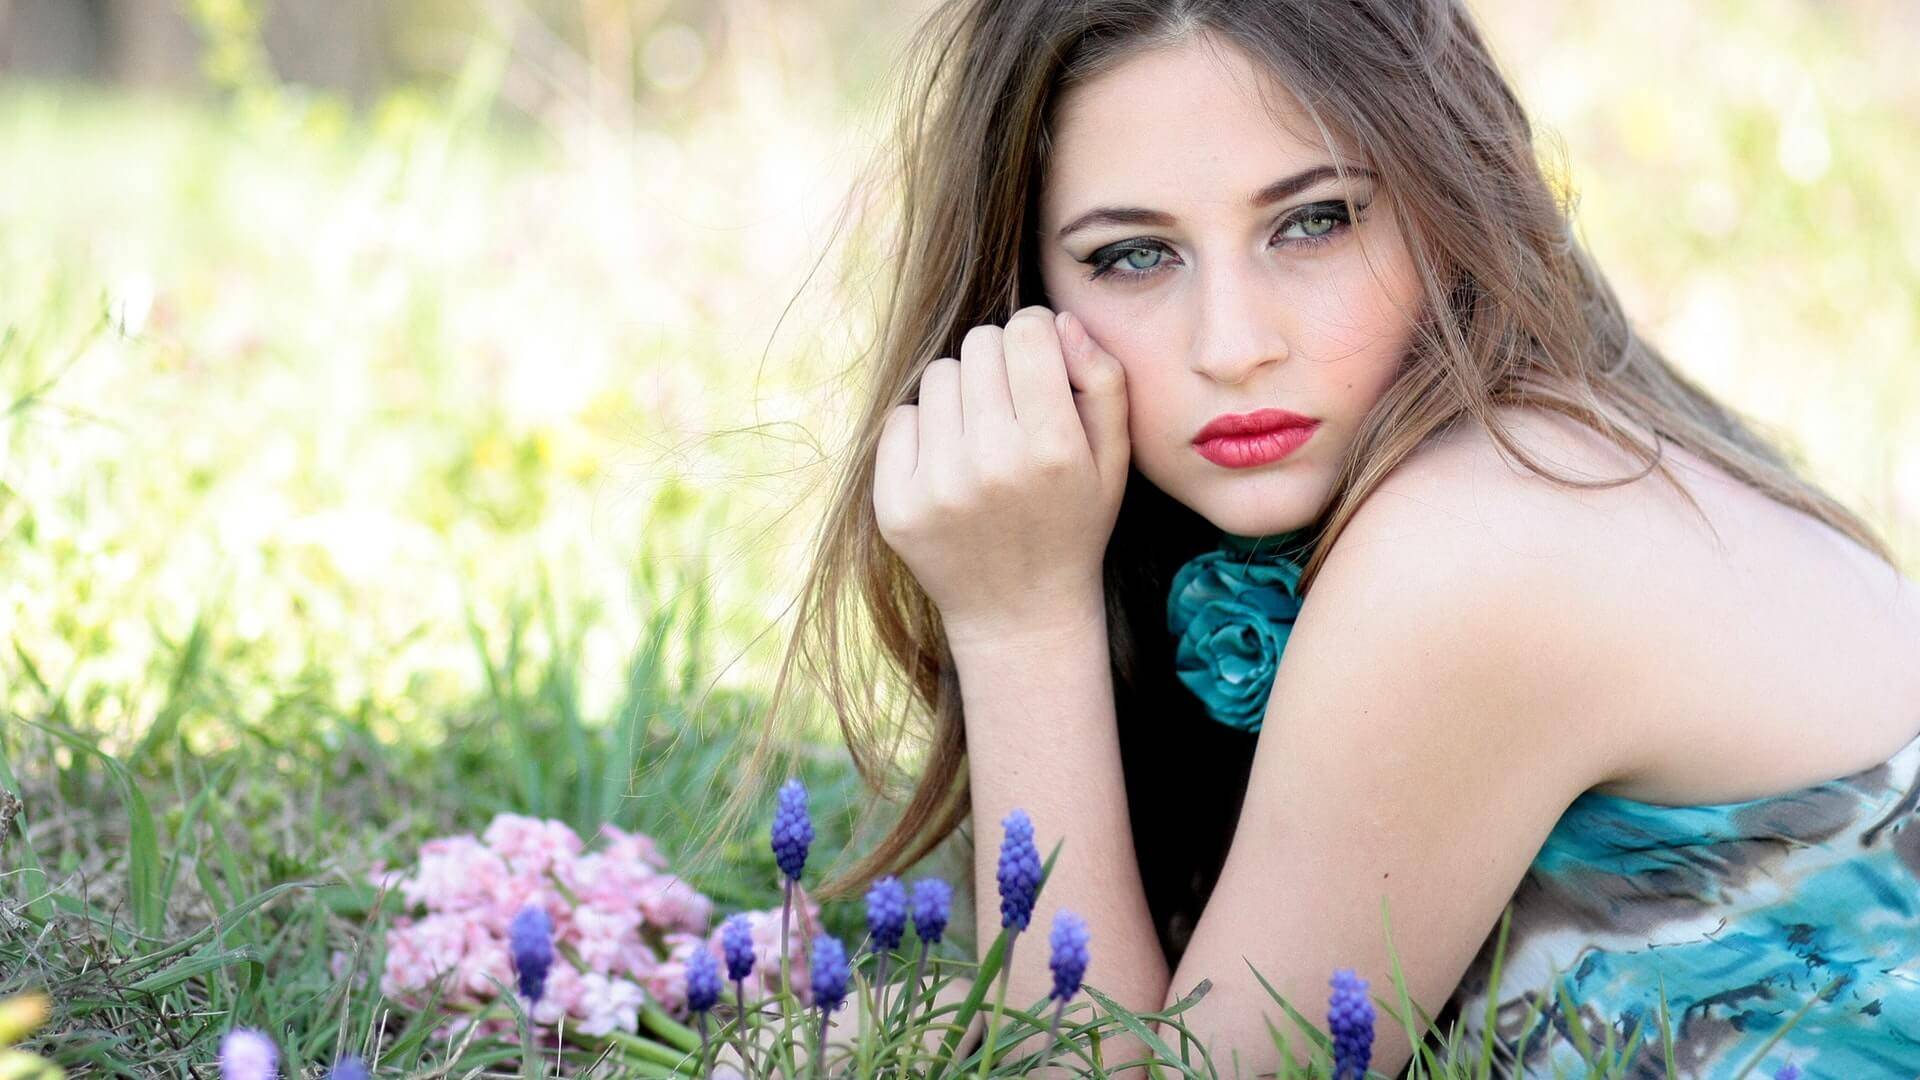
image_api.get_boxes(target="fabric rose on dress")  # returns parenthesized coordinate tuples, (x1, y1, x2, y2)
(1165, 530, 1311, 732)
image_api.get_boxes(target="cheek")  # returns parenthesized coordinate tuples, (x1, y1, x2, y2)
(1109, 351, 1182, 442)
(1294, 253, 1422, 374)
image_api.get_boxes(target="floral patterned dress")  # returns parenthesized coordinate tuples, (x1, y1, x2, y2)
(1440, 725, 1920, 1079)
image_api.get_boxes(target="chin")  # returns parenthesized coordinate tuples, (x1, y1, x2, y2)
(1195, 502, 1315, 540)
(1188, 474, 1325, 539)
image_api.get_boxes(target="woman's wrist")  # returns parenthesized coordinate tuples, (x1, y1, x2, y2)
(942, 587, 1107, 661)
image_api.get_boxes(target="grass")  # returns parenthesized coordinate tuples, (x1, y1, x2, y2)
(1, 0, 1914, 1075)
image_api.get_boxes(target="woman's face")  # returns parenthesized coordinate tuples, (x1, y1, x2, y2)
(1037, 34, 1425, 538)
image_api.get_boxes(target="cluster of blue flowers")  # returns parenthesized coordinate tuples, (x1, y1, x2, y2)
(685, 942, 723, 1014)
(809, 934, 850, 1013)
(865, 875, 908, 951)
(1327, 968, 1375, 1080)
(1048, 910, 1090, 1002)
(771, 777, 815, 882)
(721, 912, 755, 981)
(995, 808, 1044, 932)
(506, 904, 554, 1002)
(912, 877, 951, 944)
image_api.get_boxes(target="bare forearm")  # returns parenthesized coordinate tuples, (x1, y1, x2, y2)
(948, 601, 1170, 1074)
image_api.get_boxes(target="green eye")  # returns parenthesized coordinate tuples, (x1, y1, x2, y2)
(1079, 197, 1369, 284)
(1282, 205, 1350, 241)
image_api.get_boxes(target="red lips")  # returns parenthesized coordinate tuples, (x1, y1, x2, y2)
(1192, 407, 1318, 444)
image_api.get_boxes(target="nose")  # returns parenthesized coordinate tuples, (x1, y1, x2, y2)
(1189, 253, 1290, 384)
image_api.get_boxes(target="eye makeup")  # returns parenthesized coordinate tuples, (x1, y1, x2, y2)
(1076, 196, 1373, 284)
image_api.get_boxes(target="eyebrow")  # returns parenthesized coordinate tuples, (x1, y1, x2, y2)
(1053, 164, 1378, 243)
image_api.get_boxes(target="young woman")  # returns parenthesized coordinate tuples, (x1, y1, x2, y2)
(704, 1, 1920, 1075)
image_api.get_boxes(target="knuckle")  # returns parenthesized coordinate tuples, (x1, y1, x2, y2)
(972, 456, 1024, 493)
(914, 358, 955, 398)
(873, 497, 917, 543)
(959, 324, 1002, 356)
(924, 479, 973, 518)
(1004, 307, 1056, 343)
(1028, 433, 1080, 468)
(1081, 361, 1124, 392)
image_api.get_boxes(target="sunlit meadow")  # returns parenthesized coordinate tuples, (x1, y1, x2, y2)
(1, 0, 1915, 1075)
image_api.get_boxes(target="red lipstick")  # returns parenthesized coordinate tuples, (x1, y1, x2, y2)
(1192, 408, 1319, 468)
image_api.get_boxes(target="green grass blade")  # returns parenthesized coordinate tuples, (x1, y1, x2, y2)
(1728, 973, 1841, 1079)
(0, 717, 54, 922)
(1244, 957, 1334, 1056)
(132, 606, 213, 761)
(1476, 904, 1514, 1080)
(1379, 895, 1427, 1068)
(127, 944, 266, 995)
(20, 717, 164, 937)
(1080, 984, 1203, 1080)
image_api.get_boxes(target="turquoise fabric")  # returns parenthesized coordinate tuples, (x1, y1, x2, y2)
(1164, 529, 1312, 732)
(1444, 726, 1920, 1078)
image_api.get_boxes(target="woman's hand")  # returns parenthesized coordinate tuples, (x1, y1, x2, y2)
(873, 306, 1131, 651)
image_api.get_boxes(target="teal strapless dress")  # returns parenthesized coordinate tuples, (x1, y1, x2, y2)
(1442, 725, 1920, 1079)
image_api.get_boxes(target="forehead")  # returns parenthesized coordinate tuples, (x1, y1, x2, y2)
(1042, 37, 1351, 220)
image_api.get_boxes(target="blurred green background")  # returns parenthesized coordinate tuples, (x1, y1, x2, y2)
(0, 0, 1916, 1067)
(3, 0, 1915, 765)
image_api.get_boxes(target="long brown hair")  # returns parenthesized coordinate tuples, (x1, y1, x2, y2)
(686, 0, 1897, 964)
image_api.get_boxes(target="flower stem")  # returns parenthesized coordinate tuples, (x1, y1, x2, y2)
(972, 936, 1017, 1080)
(733, 979, 756, 1077)
(883, 939, 926, 1080)
(599, 1030, 702, 1072)
(778, 877, 801, 1080)
(904, 943, 927, 1027)
(642, 999, 703, 1055)
(1042, 998, 1066, 1073)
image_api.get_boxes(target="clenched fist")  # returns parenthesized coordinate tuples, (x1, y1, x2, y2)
(872, 305, 1131, 651)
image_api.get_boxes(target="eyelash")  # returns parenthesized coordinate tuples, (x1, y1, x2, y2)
(1078, 198, 1371, 284)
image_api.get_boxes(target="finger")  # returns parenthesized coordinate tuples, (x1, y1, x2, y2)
(958, 323, 1017, 444)
(1056, 309, 1130, 484)
(915, 357, 962, 480)
(1000, 305, 1077, 439)
(872, 402, 919, 529)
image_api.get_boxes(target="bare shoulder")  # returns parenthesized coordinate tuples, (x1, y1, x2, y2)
(1301, 405, 1677, 785)
(1316, 403, 1920, 803)
(1314, 404, 1659, 613)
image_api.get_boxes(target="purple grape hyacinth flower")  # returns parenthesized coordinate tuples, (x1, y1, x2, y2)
(771, 778, 814, 882)
(329, 1057, 370, 1080)
(685, 944, 723, 1013)
(218, 1028, 278, 1080)
(866, 875, 909, 952)
(1047, 910, 1091, 1002)
(996, 808, 1043, 931)
(912, 877, 951, 944)
(1775, 1066, 1801, 1080)
(721, 912, 756, 981)
(810, 933, 850, 1013)
(1328, 968, 1375, 1080)
(508, 904, 555, 1002)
